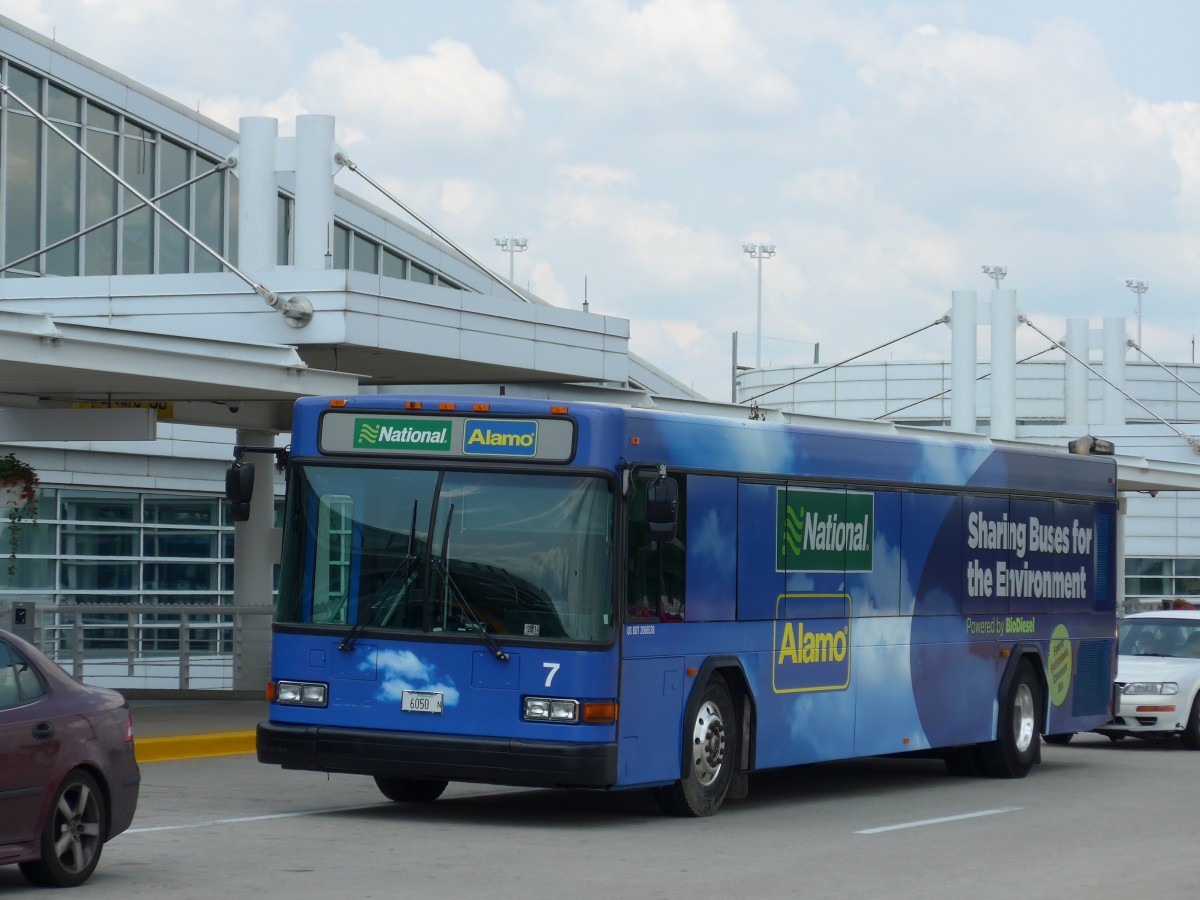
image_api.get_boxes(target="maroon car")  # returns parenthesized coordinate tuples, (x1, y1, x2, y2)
(0, 628, 140, 887)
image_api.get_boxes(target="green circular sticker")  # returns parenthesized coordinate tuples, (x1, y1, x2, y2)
(1048, 623, 1072, 707)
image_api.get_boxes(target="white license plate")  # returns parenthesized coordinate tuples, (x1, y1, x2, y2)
(401, 690, 444, 714)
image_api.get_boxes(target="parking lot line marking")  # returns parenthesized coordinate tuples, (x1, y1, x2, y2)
(855, 806, 1022, 835)
(126, 804, 384, 833)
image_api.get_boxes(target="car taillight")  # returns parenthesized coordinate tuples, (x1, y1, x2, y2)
(126, 709, 134, 743)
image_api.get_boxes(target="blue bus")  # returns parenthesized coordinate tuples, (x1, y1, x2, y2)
(251, 394, 1118, 816)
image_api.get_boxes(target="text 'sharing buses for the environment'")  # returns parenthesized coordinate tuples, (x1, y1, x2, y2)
(248, 395, 1118, 816)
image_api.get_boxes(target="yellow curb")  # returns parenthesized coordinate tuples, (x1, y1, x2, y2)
(136, 730, 257, 763)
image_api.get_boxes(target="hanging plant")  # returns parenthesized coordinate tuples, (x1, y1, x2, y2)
(0, 453, 39, 580)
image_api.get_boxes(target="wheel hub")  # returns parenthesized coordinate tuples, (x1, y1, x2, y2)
(692, 699, 727, 786)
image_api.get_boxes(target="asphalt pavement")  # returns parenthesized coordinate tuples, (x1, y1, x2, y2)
(129, 698, 266, 763)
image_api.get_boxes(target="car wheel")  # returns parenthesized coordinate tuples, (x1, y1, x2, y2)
(1182, 695, 1200, 751)
(373, 776, 448, 802)
(657, 675, 737, 817)
(1042, 732, 1074, 745)
(979, 661, 1041, 778)
(18, 769, 107, 888)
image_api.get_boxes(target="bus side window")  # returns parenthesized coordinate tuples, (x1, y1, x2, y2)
(627, 476, 687, 621)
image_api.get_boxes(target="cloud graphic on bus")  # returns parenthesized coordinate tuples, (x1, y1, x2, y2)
(370, 649, 461, 706)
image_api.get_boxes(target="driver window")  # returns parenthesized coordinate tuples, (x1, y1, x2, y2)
(627, 475, 687, 622)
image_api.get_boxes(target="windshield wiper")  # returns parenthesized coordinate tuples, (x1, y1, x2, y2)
(434, 504, 509, 662)
(339, 501, 421, 652)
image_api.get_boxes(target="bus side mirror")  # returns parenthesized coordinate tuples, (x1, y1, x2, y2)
(226, 461, 255, 522)
(646, 476, 679, 544)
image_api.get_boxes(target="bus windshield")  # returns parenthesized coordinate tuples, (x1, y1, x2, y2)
(277, 465, 615, 642)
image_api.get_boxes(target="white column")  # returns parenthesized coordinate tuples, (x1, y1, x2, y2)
(232, 429, 280, 691)
(1102, 317, 1128, 425)
(950, 290, 978, 433)
(1064, 318, 1090, 429)
(989, 289, 1017, 441)
(236, 117, 278, 272)
(294, 114, 337, 269)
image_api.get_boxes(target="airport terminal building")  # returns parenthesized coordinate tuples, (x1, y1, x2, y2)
(0, 15, 1196, 691)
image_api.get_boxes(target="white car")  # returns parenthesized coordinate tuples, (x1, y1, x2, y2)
(1096, 609, 1200, 748)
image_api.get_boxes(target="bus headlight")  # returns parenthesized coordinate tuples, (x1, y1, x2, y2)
(524, 697, 579, 723)
(276, 680, 328, 707)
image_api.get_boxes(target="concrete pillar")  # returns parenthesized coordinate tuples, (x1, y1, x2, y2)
(989, 289, 1017, 441)
(236, 117, 278, 272)
(294, 114, 337, 269)
(950, 291, 978, 433)
(1103, 317, 1128, 426)
(1065, 318, 1090, 429)
(232, 428, 280, 691)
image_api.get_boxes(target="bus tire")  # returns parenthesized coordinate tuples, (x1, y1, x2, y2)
(373, 776, 448, 803)
(979, 661, 1041, 778)
(1181, 694, 1200, 750)
(1042, 732, 1074, 745)
(657, 676, 736, 817)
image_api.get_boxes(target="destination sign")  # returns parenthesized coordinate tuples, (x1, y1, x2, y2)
(320, 411, 575, 462)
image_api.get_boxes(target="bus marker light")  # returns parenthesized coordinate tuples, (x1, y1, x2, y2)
(582, 702, 617, 724)
(330, 399, 347, 408)
(439, 402, 456, 411)
(551, 405, 568, 415)
(265, 681, 277, 702)
(630, 437, 641, 446)
(473, 403, 491, 412)
(405, 401, 422, 410)
(686, 667, 698, 677)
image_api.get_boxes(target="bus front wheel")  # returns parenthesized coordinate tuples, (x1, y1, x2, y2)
(658, 676, 737, 817)
(979, 661, 1041, 778)
(373, 776, 448, 803)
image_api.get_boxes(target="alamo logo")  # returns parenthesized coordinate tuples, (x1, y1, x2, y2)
(352, 418, 452, 452)
(776, 488, 874, 572)
(462, 418, 538, 457)
(771, 610, 852, 693)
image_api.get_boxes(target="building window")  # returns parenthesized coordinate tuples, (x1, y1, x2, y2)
(1124, 557, 1200, 612)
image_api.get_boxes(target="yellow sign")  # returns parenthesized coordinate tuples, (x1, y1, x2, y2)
(72, 401, 174, 419)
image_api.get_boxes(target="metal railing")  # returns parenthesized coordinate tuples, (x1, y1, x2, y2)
(0, 602, 273, 692)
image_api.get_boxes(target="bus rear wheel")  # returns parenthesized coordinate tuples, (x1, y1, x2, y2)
(979, 661, 1041, 778)
(373, 776, 448, 803)
(658, 676, 737, 817)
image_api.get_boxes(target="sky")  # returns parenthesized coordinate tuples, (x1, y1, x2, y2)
(2, 0, 1198, 401)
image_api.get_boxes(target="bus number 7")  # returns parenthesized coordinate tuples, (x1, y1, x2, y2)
(543, 662, 560, 687)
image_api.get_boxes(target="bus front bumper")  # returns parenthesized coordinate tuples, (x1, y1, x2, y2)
(257, 721, 618, 789)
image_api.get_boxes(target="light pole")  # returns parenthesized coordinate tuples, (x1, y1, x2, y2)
(495, 237, 528, 282)
(1124, 279, 1148, 349)
(982, 265, 1007, 289)
(742, 242, 776, 367)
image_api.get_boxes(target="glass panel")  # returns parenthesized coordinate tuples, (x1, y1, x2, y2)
(333, 224, 349, 269)
(159, 139, 190, 274)
(228, 168, 237, 267)
(61, 560, 137, 590)
(1175, 559, 1200, 577)
(144, 562, 218, 591)
(352, 233, 377, 273)
(62, 492, 138, 523)
(382, 248, 406, 279)
(277, 194, 290, 266)
(47, 84, 80, 122)
(121, 133, 154, 274)
(1, 518, 56, 555)
(1175, 577, 1200, 596)
(4, 557, 55, 589)
(45, 124, 81, 275)
(1126, 576, 1169, 596)
(143, 531, 217, 558)
(194, 156, 223, 273)
(1126, 558, 1171, 576)
(410, 262, 435, 284)
(85, 102, 118, 132)
(6, 66, 41, 110)
(60, 524, 137, 556)
(145, 495, 218, 526)
(84, 130, 118, 275)
(4, 112, 40, 267)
